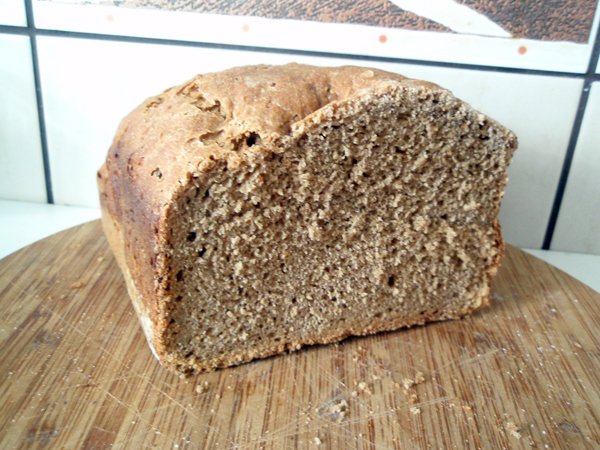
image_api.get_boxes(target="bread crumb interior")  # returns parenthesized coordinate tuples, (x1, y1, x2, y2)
(166, 87, 514, 372)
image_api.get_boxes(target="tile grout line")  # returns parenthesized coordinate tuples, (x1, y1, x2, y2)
(542, 23, 600, 250)
(0, 23, 597, 80)
(22, 1, 54, 204)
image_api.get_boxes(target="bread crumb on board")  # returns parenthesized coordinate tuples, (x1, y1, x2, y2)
(408, 393, 419, 405)
(329, 399, 348, 423)
(313, 436, 322, 445)
(402, 371, 426, 391)
(69, 280, 85, 289)
(410, 406, 421, 415)
(357, 381, 371, 394)
(195, 381, 209, 394)
(504, 421, 522, 439)
(317, 399, 348, 423)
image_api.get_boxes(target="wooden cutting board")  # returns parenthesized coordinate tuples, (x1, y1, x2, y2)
(1, 220, 599, 449)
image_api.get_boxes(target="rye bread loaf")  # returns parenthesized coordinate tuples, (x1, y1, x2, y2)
(98, 63, 517, 374)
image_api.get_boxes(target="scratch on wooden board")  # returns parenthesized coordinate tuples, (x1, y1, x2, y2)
(229, 396, 309, 448)
(343, 346, 471, 411)
(55, 374, 130, 396)
(32, 301, 198, 421)
(332, 395, 452, 428)
(36, 302, 132, 371)
(133, 373, 178, 391)
(121, 377, 225, 440)
(144, 382, 212, 423)
(316, 356, 349, 389)
(230, 352, 449, 450)
(2, 274, 40, 302)
(97, 386, 183, 450)
(101, 388, 143, 418)
(311, 356, 385, 415)
(228, 361, 331, 449)
(1, 272, 131, 378)
(231, 409, 400, 450)
(310, 357, 369, 415)
(5, 278, 226, 447)
(432, 348, 502, 373)
(92, 425, 116, 436)
(110, 440, 156, 450)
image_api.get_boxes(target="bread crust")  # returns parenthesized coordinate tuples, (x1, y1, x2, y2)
(98, 63, 516, 373)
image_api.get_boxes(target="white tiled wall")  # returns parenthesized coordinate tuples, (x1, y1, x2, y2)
(35, 37, 583, 248)
(30, 0, 600, 73)
(0, 34, 46, 203)
(2, 4, 600, 253)
(0, 0, 26, 26)
(552, 82, 600, 254)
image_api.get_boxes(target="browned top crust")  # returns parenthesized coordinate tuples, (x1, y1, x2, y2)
(100, 64, 443, 216)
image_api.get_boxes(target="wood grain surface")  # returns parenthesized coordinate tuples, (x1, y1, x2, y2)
(1, 220, 599, 449)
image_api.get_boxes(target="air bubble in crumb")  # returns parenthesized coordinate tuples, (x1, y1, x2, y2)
(195, 381, 209, 394)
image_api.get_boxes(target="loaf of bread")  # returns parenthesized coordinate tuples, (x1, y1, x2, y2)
(98, 63, 517, 374)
